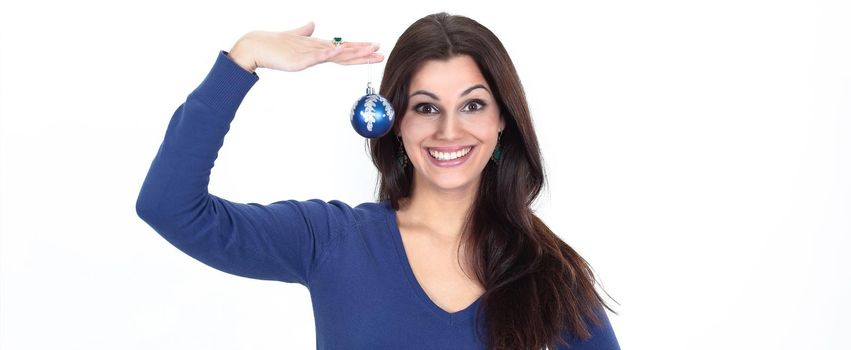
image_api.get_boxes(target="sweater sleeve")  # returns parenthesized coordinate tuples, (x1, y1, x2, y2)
(135, 50, 352, 286)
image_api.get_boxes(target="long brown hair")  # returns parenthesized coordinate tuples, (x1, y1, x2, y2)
(369, 12, 617, 349)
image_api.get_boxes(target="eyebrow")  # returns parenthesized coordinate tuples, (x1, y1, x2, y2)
(409, 84, 490, 100)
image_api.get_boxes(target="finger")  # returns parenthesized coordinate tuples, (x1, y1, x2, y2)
(314, 46, 347, 63)
(338, 41, 380, 49)
(326, 43, 380, 61)
(317, 37, 379, 49)
(336, 52, 385, 65)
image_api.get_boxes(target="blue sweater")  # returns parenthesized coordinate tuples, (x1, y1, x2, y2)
(136, 50, 620, 349)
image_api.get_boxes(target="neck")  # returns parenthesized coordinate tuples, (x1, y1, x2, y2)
(397, 177, 478, 243)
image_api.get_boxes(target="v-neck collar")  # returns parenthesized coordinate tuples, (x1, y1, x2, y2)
(380, 199, 483, 326)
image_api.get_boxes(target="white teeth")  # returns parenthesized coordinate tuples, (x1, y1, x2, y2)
(428, 147, 471, 161)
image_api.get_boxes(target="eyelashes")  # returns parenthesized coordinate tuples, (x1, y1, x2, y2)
(412, 99, 488, 115)
(413, 103, 438, 115)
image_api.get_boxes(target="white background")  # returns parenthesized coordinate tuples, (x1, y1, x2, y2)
(1, 0, 849, 349)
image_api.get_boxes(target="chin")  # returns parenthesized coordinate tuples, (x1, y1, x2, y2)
(412, 157, 486, 192)
(427, 174, 481, 193)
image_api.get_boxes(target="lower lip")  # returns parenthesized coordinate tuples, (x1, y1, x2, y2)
(425, 146, 475, 167)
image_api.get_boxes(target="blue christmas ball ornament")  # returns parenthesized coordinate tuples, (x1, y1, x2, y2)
(350, 83, 395, 138)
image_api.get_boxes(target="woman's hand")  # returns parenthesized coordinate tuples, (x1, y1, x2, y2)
(227, 21, 383, 73)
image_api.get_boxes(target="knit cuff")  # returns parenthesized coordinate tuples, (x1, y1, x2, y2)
(191, 50, 260, 114)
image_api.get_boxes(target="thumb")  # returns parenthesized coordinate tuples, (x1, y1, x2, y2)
(289, 21, 315, 37)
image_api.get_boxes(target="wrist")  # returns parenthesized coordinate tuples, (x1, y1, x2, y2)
(228, 34, 258, 73)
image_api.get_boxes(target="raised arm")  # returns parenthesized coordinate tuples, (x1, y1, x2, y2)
(135, 23, 382, 285)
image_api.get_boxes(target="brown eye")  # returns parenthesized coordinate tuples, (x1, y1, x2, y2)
(414, 103, 439, 115)
(462, 99, 487, 112)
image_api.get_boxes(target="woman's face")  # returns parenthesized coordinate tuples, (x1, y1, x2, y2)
(399, 54, 505, 195)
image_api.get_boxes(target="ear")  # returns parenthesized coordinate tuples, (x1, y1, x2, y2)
(499, 114, 506, 133)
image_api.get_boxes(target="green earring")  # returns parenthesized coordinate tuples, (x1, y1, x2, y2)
(397, 135, 408, 169)
(491, 131, 503, 162)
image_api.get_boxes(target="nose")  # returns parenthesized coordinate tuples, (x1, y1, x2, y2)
(435, 111, 462, 141)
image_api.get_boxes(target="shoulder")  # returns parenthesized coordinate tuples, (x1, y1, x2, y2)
(352, 199, 392, 220)
(282, 198, 390, 227)
(558, 306, 621, 350)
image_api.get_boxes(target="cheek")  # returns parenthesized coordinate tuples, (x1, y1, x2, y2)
(400, 113, 433, 139)
(399, 111, 501, 141)
(466, 113, 502, 138)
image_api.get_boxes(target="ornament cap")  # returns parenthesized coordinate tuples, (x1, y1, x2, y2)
(366, 82, 376, 95)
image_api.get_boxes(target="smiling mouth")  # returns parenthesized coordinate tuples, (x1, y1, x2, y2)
(426, 146, 475, 164)
(427, 146, 474, 161)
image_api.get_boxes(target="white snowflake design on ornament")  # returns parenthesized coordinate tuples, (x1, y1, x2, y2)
(382, 99, 395, 121)
(359, 95, 379, 131)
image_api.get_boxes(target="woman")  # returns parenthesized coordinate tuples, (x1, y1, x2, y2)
(137, 12, 620, 349)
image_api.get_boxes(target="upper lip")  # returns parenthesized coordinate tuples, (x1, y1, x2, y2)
(426, 145, 474, 152)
